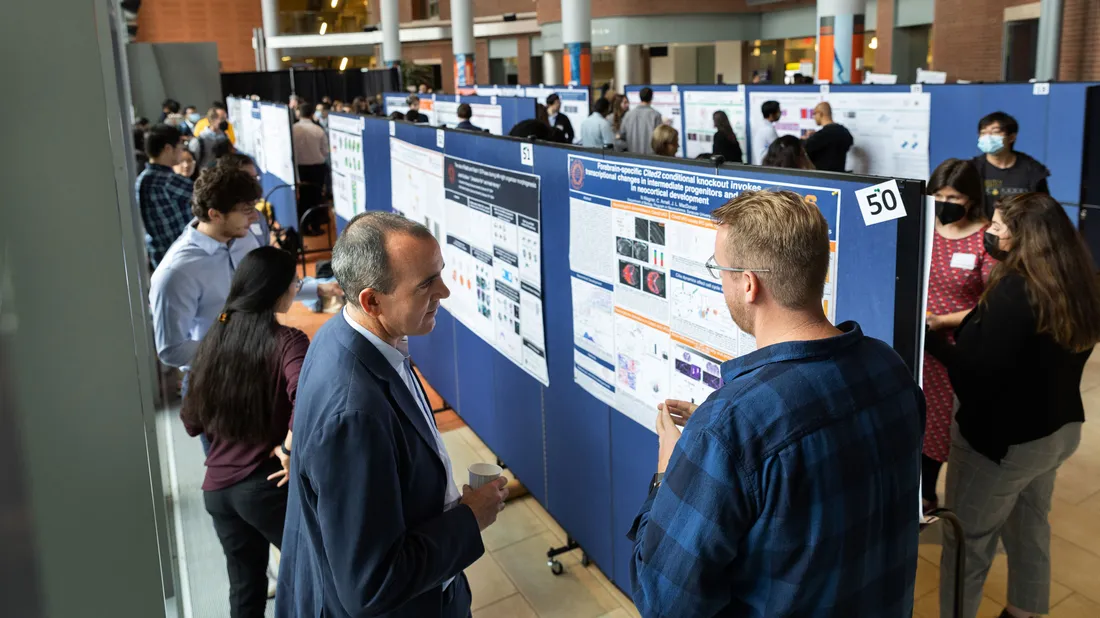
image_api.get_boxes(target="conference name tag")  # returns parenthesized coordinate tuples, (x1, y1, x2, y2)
(854, 179, 906, 226)
(950, 253, 977, 270)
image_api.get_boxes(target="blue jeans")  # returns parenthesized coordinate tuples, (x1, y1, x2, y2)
(181, 371, 211, 456)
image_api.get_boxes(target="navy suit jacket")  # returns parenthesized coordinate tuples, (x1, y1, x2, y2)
(277, 316, 484, 617)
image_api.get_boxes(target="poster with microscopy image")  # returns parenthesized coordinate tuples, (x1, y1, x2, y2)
(328, 114, 366, 221)
(567, 154, 840, 431)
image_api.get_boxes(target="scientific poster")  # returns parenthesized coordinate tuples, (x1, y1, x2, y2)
(385, 95, 437, 125)
(389, 138, 549, 385)
(259, 104, 296, 186)
(567, 154, 839, 430)
(442, 156, 548, 385)
(247, 104, 265, 173)
(682, 89, 748, 162)
(328, 114, 366, 221)
(524, 87, 589, 144)
(433, 100, 504, 135)
(826, 92, 931, 180)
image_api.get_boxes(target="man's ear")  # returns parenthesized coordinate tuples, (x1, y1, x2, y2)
(359, 288, 382, 317)
(744, 271, 761, 304)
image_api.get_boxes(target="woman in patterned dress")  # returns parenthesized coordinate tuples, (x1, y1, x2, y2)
(922, 159, 996, 511)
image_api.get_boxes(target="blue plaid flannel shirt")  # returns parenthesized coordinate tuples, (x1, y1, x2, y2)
(629, 322, 925, 618)
(136, 163, 193, 266)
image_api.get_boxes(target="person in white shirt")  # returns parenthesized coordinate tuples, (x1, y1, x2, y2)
(292, 100, 330, 235)
(752, 100, 781, 165)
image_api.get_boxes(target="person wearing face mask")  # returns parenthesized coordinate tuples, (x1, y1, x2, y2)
(925, 193, 1100, 618)
(920, 158, 994, 514)
(971, 112, 1050, 218)
(313, 102, 330, 129)
(182, 105, 200, 136)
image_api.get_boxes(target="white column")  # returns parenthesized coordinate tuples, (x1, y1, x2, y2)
(542, 50, 562, 85)
(381, 0, 401, 66)
(451, 0, 475, 88)
(1035, 0, 1064, 82)
(816, 0, 867, 83)
(561, 0, 591, 86)
(260, 0, 282, 71)
(614, 44, 644, 93)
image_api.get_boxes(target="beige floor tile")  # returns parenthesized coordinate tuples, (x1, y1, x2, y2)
(913, 590, 1004, 618)
(482, 497, 549, 552)
(473, 593, 538, 618)
(981, 553, 1073, 609)
(493, 532, 619, 618)
(1049, 498, 1100, 558)
(466, 552, 518, 611)
(525, 497, 569, 545)
(1050, 536, 1100, 604)
(914, 557, 941, 600)
(919, 539, 943, 565)
(1052, 455, 1100, 506)
(587, 560, 641, 617)
(597, 610, 636, 618)
(1079, 358, 1100, 394)
(1050, 593, 1100, 618)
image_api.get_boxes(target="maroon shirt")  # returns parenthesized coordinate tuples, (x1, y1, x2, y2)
(183, 326, 310, 491)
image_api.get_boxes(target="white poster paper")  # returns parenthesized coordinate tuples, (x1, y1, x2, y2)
(627, 90, 682, 142)
(826, 92, 931, 179)
(682, 90, 748, 162)
(567, 155, 840, 431)
(259, 104, 296, 186)
(433, 100, 504, 135)
(328, 114, 366, 221)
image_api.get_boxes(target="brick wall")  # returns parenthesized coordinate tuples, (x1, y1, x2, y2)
(875, 0, 895, 74)
(135, 0, 262, 73)
(537, 0, 815, 25)
(1058, 0, 1100, 81)
(931, 0, 1037, 82)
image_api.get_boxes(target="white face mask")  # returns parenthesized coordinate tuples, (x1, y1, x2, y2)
(978, 134, 1006, 155)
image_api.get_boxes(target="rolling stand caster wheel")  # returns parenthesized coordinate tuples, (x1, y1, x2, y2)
(581, 553, 590, 567)
(549, 560, 564, 575)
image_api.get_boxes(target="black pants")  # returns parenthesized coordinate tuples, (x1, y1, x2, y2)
(921, 453, 943, 503)
(204, 458, 288, 618)
(296, 163, 329, 234)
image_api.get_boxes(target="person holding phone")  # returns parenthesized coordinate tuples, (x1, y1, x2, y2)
(181, 246, 308, 618)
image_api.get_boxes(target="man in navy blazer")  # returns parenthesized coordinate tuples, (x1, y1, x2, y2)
(277, 212, 509, 618)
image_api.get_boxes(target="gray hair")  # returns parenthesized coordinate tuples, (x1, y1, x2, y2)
(332, 211, 434, 306)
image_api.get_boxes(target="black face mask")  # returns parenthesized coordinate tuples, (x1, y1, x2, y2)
(984, 231, 1009, 261)
(935, 201, 967, 225)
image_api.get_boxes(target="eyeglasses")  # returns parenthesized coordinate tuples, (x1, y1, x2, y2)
(294, 278, 304, 292)
(705, 255, 770, 280)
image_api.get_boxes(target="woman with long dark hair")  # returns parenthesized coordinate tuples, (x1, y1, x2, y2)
(711, 110, 743, 163)
(927, 193, 1100, 618)
(920, 158, 993, 513)
(761, 135, 814, 170)
(181, 246, 309, 618)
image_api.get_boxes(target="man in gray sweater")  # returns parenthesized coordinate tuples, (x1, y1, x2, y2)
(621, 87, 664, 155)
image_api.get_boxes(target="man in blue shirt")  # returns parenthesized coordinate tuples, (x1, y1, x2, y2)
(629, 190, 924, 617)
(580, 97, 616, 148)
(149, 165, 340, 370)
(136, 123, 193, 267)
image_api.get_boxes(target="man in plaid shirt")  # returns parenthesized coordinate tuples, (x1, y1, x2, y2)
(629, 190, 924, 617)
(136, 123, 193, 267)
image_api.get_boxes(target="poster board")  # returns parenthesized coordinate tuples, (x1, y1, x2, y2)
(681, 88, 748, 162)
(328, 113, 366, 221)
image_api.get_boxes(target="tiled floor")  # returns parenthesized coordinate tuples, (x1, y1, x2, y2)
(279, 263, 1100, 618)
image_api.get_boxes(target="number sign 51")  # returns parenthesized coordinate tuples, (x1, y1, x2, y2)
(854, 179, 907, 226)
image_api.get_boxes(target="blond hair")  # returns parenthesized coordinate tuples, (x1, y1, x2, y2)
(711, 190, 830, 309)
(651, 125, 679, 156)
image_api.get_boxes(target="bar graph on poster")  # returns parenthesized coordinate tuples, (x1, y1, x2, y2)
(390, 138, 549, 385)
(567, 154, 839, 430)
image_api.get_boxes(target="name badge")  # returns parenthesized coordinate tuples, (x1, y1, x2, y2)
(950, 253, 977, 270)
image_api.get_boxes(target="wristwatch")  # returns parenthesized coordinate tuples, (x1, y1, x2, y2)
(649, 472, 665, 492)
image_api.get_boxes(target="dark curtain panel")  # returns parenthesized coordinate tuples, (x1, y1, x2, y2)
(220, 68, 399, 109)
(221, 71, 293, 103)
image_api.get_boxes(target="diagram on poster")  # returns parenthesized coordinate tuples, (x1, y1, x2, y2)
(389, 138, 549, 385)
(826, 92, 931, 180)
(682, 90, 748, 162)
(329, 114, 366, 221)
(259, 104, 296, 186)
(567, 154, 839, 431)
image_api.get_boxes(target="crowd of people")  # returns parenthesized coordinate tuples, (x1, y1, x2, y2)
(133, 87, 1093, 618)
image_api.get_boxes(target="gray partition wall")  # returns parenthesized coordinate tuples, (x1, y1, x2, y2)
(128, 42, 223, 122)
(1, 0, 171, 616)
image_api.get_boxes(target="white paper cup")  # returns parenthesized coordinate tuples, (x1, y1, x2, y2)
(468, 463, 503, 490)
